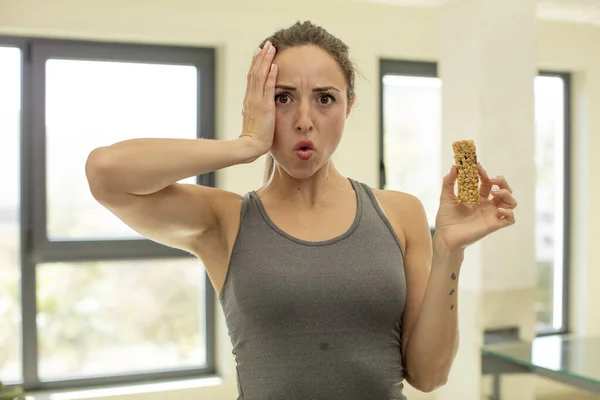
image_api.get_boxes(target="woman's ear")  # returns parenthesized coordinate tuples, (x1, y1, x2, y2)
(346, 97, 355, 118)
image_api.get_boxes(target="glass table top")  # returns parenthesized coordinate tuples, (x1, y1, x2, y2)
(482, 335, 600, 385)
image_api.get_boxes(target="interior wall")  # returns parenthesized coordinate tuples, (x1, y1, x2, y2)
(1, 0, 599, 399)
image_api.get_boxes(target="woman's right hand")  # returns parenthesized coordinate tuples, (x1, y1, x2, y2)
(240, 41, 278, 158)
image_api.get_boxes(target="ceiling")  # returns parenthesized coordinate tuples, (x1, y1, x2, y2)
(358, 0, 600, 27)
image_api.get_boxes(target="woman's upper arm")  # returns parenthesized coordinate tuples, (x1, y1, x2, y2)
(396, 195, 433, 358)
(374, 190, 433, 357)
(89, 181, 241, 255)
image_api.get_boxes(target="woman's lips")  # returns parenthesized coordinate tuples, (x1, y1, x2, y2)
(295, 149, 313, 160)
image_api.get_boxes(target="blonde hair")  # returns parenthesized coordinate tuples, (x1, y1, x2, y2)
(259, 21, 357, 183)
(264, 154, 275, 183)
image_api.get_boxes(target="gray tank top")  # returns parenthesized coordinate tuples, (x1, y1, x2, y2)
(219, 179, 408, 400)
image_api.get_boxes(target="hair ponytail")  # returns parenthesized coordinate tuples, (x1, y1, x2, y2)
(264, 154, 275, 183)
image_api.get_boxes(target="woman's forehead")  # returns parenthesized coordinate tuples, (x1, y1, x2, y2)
(274, 46, 346, 87)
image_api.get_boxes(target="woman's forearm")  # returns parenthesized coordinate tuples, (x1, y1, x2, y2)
(404, 236, 464, 391)
(86, 137, 263, 195)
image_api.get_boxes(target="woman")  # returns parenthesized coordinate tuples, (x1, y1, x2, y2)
(85, 21, 517, 400)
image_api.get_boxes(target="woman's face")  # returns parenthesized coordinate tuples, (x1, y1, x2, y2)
(269, 45, 352, 180)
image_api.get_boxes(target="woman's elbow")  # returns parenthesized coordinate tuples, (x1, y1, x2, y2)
(406, 371, 449, 393)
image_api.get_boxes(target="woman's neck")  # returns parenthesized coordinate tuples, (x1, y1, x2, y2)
(258, 161, 350, 208)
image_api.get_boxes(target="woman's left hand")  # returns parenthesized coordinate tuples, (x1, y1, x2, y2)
(434, 163, 518, 250)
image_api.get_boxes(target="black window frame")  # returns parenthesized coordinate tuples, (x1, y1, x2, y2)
(535, 70, 572, 337)
(378, 59, 571, 336)
(0, 36, 217, 391)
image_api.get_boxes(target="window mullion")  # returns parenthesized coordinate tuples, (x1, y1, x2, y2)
(21, 39, 41, 390)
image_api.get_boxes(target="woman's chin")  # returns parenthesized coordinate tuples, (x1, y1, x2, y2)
(288, 168, 317, 181)
(274, 153, 334, 181)
(280, 161, 319, 180)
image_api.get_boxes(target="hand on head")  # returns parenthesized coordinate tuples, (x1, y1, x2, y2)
(239, 41, 278, 157)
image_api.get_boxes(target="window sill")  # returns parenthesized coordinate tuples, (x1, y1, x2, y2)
(26, 376, 224, 400)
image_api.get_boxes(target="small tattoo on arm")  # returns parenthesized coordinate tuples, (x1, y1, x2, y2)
(449, 289, 455, 295)
(451, 272, 456, 281)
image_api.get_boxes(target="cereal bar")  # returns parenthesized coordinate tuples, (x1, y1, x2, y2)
(452, 140, 480, 204)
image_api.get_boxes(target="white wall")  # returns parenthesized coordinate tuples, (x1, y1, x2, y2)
(1, 0, 599, 399)
(535, 21, 600, 339)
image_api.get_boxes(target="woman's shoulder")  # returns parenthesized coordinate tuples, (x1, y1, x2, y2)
(351, 180, 425, 214)
(357, 184, 429, 231)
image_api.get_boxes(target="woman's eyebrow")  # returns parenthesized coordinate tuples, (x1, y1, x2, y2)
(275, 84, 341, 93)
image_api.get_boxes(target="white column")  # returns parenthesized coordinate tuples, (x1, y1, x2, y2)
(436, 0, 537, 399)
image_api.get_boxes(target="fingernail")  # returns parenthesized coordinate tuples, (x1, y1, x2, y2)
(254, 47, 261, 56)
(492, 185, 499, 192)
(489, 176, 497, 180)
(265, 41, 272, 49)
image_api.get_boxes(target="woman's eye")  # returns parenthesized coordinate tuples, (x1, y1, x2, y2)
(275, 93, 290, 104)
(318, 94, 335, 105)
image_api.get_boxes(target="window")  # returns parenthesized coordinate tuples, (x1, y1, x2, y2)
(0, 37, 216, 391)
(534, 72, 571, 335)
(44, 59, 199, 241)
(379, 60, 441, 231)
(379, 60, 571, 335)
(0, 44, 22, 385)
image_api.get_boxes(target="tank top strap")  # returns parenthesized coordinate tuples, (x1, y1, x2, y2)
(348, 178, 375, 212)
(240, 191, 251, 221)
(238, 190, 268, 227)
(350, 179, 405, 258)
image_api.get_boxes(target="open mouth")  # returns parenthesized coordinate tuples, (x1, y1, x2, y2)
(294, 141, 315, 160)
(294, 140, 315, 152)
